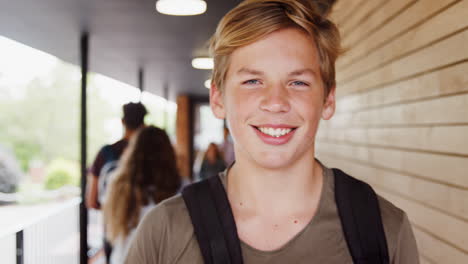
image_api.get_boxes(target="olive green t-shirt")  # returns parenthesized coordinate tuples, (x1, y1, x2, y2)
(125, 166, 419, 263)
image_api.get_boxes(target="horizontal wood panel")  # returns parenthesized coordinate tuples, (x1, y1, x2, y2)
(316, 155, 468, 252)
(339, 0, 414, 52)
(329, 1, 468, 262)
(330, 0, 364, 26)
(329, 0, 347, 23)
(332, 93, 468, 126)
(338, 28, 468, 95)
(337, 0, 468, 82)
(337, 0, 460, 69)
(336, 61, 468, 112)
(339, 0, 386, 38)
(367, 126, 468, 156)
(415, 228, 468, 264)
(376, 188, 468, 253)
(316, 140, 468, 188)
(316, 150, 468, 220)
(316, 125, 468, 156)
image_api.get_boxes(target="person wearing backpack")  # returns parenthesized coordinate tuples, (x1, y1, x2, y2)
(86, 102, 147, 263)
(124, 1, 419, 263)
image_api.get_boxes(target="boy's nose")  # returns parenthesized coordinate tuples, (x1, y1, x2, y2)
(259, 85, 291, 113)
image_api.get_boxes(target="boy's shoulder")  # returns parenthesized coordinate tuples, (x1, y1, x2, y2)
(143, 193, 194, 237)
(326, 167, 406, 226)
(326, 167, 412, 260)
(376, 193, 408, 256)
(377, 193, 405, 229)
(126, 194, 202, 263)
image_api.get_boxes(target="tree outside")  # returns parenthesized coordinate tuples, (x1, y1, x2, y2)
(0, 36, 176, 204)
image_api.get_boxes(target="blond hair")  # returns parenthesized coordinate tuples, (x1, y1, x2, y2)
(209, 0, 341, 95)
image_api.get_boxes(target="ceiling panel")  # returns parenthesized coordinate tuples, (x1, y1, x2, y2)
(0, 0, 240, 100)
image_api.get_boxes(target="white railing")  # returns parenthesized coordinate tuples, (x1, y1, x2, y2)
(0, 233, 15, 263)
(0, 197, 80, 264)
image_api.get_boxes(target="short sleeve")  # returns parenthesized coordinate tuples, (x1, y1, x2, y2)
(90, 147, 106, 178)
(392, 213, 420, 264)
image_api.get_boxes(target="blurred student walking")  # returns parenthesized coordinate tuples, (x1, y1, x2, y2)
(86, 102, 147, 263)
(198, 142, 226, 180)
(103, 126, 181, 264)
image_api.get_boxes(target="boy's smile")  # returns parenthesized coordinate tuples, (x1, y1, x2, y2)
(251, 124, 297, 145)
(210, 27, 336, 170)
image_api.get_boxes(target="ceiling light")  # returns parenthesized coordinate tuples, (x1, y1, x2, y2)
(192, 57, 213, 69)
(204, 79, 211, 89)
(156, 0, 207, 16)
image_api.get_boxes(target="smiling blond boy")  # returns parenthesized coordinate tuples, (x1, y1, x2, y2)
(125, 1, 419, 263)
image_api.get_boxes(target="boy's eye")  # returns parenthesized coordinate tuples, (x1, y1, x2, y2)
(243, 79, 260, 85)
(289, 80, 311, 91)
(291, 81, 308, 86)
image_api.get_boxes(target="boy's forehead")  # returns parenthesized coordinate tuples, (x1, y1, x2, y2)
(225, 28, 320, 77)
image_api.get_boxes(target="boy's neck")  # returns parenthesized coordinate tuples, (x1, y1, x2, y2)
(226, 153, 323, 216)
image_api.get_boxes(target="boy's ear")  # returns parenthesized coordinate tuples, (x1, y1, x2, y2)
(210, 82, 226, 119)
(322, 85, 336, 120)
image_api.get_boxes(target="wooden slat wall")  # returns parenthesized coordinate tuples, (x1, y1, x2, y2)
(321, 1, 468, 263)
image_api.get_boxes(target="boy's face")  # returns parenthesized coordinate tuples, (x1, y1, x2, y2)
(210, 28, 336, 170)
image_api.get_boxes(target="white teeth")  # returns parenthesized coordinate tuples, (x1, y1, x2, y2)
(258, 127, 293, 137)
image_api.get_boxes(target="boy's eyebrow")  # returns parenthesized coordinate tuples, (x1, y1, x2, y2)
(288, 68, 317, 77)
(236, 67, 265, 76)
(236, 67, 317, 77)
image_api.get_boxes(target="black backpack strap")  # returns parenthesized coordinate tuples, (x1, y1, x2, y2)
(182, 176, 243, 264)
(333, 168, 389, 264)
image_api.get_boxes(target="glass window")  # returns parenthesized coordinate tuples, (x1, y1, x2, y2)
(0, 35, 177, 263)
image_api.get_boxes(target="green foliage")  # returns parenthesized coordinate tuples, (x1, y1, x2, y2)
(0, 62, 116, 171)
(44, 169, 73, 190)
(44, 158, 79, 190)
(0, 59, 175, 180)
(13, 141, 41, 172)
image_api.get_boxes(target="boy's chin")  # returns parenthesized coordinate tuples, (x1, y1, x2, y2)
(251, 154, 296, 170)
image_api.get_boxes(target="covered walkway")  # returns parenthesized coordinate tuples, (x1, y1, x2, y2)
(0, 0, 467, 263)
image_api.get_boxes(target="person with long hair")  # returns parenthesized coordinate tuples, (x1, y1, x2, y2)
(103, 125, 181, 264)
(87, 102, 147, 263)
